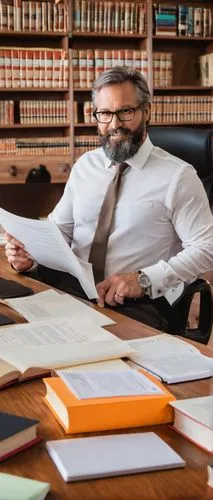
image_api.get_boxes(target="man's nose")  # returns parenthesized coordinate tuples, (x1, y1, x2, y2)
(110, 113, 122, 128)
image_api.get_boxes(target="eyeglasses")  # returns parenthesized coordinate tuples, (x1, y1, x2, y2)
(93, 106, 141, 124)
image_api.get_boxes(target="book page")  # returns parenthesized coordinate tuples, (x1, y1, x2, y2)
(0, 339, 135, 374)
(5, 289, 115, 327)
(0, 359, 19, 385)
(0, 207, 97, 299)
(57, 369, 164, 399)
(0, 316, 115, 348)
(56, 359, 130, 374)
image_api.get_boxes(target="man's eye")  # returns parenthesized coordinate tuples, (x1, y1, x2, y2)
(122, 109, 132, 114)
(99, 112, 111, 117)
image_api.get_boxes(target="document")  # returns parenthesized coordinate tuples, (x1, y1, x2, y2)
(57, 369, 164, 399)
(127, 334, 213, 383)
(4, 289, 115, 327)
(0, 207, 97, 299)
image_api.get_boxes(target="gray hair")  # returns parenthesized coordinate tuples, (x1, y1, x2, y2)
(92, 66, 151, 109)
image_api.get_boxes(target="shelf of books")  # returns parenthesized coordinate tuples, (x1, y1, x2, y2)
(0, 0, 72, 185)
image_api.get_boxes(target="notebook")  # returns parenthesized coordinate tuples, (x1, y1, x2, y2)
(46, 432, 185, 482)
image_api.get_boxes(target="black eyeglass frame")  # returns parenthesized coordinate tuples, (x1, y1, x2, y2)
(93, 105, 142, 124)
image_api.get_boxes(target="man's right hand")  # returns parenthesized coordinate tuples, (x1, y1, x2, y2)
(4, 232, 34, 272)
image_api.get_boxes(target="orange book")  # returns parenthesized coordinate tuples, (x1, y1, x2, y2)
(43, 369, 175, 434)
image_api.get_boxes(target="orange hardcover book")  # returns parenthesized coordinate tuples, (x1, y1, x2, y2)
(43, 369, 175, 434)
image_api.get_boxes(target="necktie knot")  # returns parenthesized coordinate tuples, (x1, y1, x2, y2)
(115, 162, 128, 175)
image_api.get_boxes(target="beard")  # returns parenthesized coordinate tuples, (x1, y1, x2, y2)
(98, 119, 146, 163)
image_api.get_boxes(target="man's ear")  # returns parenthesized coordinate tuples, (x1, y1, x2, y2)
(143, 104, 151, 124)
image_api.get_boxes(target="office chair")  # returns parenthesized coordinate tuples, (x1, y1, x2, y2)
(148, 127, 213, 344)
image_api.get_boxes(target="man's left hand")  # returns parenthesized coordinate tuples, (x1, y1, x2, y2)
(96, 272, 144, 307)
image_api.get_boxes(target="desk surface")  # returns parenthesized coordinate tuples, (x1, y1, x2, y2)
(0, 260, 213, 499)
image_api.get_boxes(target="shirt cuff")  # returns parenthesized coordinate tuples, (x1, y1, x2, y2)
(11, 261, 38, 274)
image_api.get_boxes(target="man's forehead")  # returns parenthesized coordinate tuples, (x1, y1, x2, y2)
(95, 82, 138, 106)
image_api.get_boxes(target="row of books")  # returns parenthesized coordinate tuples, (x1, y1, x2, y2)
(153, 4, 212, 37)
(19, 100, 69, 124)
(0, 48, 69, 88)
(74, 134, 100, 160)
(151, 95, 213, 124)
(0, 99, 13, 124)
(72, 0, 147, 34)
(74, 95, 213, 126)
(0, 137, 70, 156)
(0, 0, 68, 32)
(199, 53, 213, 87)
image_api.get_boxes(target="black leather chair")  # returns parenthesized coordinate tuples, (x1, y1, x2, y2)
(148, 127, 213, 344)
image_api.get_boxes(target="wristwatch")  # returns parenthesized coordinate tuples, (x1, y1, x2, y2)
(137, 271, 152, 297)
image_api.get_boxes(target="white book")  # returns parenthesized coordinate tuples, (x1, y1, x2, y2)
(46, 432, 185, 482)
(127, 334, 213, 383)
(170, 396, 213, 453)
(4, 289, 116, 327)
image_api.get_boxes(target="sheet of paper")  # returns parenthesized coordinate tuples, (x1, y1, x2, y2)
(0, 316, 116, 348)
(0, 339, 135, 373)
(127, 334, 198, 362)
(0, 473, 50, 500)
(0, 207, 97, 299)
(5, 289, 115, 327)
(57, 369, 164, 399)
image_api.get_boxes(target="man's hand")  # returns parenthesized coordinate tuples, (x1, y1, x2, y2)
(96, 272, 144, 308)
(4, 232, 34, 272)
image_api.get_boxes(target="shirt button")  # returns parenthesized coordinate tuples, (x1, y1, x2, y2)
(157, 289, 161, 294)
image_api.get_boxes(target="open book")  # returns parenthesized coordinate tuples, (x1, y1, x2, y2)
(0, 316, 134, 388)
(127, 334, 213, 383)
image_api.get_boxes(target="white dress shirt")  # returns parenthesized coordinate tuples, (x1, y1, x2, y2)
(49, 135, 213, 300)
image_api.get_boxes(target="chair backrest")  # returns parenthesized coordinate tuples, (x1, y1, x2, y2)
(148, 127, 213, 206)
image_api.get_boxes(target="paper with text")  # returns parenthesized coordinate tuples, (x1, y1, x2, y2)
(0, 207, 97, 299)
(5, 289, 115, 327)
(57, 369, 164, 399)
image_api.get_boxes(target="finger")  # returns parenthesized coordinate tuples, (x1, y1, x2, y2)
(96, 280, 109, 307)
(4, 233, 24, 248)
(105, 284, 118, 306)
(114, 292, 124, 305)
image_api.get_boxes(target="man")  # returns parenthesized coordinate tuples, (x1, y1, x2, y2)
(5, 66, 213, 330)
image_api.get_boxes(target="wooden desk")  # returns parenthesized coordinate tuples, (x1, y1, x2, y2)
(0, 260, 213, 499)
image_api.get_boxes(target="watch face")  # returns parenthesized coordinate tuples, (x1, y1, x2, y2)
(138, 273, 151, 289)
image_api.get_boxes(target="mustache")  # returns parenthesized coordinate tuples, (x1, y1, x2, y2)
(101, 127, 132, 138)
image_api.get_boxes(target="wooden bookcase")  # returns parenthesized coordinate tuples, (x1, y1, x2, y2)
(0, 0, 212, 217)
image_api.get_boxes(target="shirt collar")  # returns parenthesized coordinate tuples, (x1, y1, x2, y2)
(104, 135, 153, 171)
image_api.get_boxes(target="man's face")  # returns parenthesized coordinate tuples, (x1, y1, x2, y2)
(95, 81, 150, 163)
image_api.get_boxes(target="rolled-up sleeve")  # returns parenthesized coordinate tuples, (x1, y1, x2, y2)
(143, 166, 213, 299)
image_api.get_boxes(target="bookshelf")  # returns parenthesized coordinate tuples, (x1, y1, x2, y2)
(0, 0, 71, 191)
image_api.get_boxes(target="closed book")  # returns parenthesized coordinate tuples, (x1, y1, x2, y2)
(170, 396, 213, 453)
(46, 432, 185, 482)
(0, 473, 50, 500)
(0, 412, 41, 462)
(43, 369, 175, 434)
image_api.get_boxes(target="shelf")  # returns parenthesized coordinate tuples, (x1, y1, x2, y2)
(71, 31, 147, 39)
(0, 88, 69, 92)
(153, 35, 213, 41)
(75, 123, 96, 127)
(0, 124, 70, 129)
(154, 86, 213, 91)
(74, 88, 92, 92)
(0, 30, 68, 37)
(0, 155, 71, 161)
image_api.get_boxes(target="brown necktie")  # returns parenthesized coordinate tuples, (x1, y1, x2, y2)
(89, 163, 128, 284)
